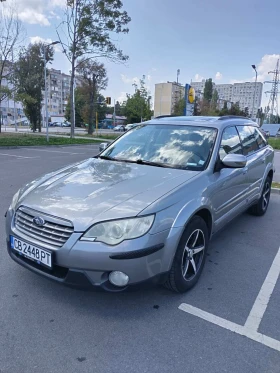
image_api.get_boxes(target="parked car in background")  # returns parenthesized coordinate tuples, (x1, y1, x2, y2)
(259, 128, 270, 139)
(113, 125, 125, 132)
(125, 123, 140, 131)
(261, 123, 280, 137)
(276, 129, 280, 138)
(62, 122, 71, 127)
(6, 116, 274, 293)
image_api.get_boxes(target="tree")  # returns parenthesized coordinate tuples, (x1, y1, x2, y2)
(65, 86, 86, 126)
(122, 78, 153, 123)
(13, 43, 54, 132)
(58, 0, 131, 138)
(65, 89, 108, 128)
(211, 89, 219, 110)
(0, 2, 24, 131)
(257, 107, 265, 126)
(115, 101, 122, 116)
(193, 98, 201, 116)
(244, 106, 249, 118)
(203, 78, 213, 102)
(76, 58, 108, 134)
(199, 99, 211, 115)
(172, 97, 185, 116)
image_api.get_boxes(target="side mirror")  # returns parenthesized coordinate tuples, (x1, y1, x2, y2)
(222, 154, 247, 168)
(99, 142, 109, 152)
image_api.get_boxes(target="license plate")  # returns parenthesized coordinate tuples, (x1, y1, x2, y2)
(10, 236, 52, 268)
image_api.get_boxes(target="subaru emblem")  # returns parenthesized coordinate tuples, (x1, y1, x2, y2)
(33, 216, 45, 227)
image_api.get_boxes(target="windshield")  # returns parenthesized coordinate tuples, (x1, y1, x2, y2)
(101, 124, 217, 170)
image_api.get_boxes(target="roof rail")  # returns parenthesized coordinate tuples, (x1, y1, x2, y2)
(154, 115, 179, 119)
(218, 115, 252, 120)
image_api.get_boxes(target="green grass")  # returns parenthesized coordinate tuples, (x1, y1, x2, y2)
(74, 133, 118, 140)
(55, 131, 118, 140)
(268, 138, 280, 150)
(0, 133, 100, 147)
(272, 182, 280, 189)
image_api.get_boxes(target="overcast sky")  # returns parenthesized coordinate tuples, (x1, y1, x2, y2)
(3, 0, 280, 107)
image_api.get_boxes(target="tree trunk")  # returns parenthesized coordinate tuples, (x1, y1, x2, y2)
(88, 90, 94, 135)
(70, 62, 75, 139)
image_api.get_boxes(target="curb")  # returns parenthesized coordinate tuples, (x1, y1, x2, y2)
(271, 188, 280, 195)
(0, 143, 101, 150)
(0, 139, 113, 150)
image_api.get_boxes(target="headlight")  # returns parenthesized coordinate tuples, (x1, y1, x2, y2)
(81, 215, 155, 245)
(9, 190, 20, 211)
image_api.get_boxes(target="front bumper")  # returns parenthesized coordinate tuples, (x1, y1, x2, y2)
(6, 210, 183, 292)
(6, 242, 169, 291)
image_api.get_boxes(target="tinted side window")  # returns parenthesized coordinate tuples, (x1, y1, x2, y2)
(250, 126, 267, 149)
(236, 126, 259, 156)
(219, 126, 243, 160)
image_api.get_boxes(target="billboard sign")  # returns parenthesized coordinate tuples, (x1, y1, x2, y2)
(184, 84, 195, 116)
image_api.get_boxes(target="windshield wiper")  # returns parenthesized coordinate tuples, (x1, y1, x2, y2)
(99, 156, 183, 169)
(135, 159, 168, 168)
(98, 155, 118, 161)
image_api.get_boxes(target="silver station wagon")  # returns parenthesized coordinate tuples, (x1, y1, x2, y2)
(6, 116, 274, 292)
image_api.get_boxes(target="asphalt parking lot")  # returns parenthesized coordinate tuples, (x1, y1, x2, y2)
(275, 151, 280, 181)
(0, 145, 280, 373)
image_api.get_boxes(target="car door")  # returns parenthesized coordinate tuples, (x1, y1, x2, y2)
(236, 125, 266, 205)
(211, 126, 248, 231)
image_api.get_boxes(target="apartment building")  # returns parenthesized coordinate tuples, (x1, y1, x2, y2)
(154, 82, 185, 117)
(0, 62, 25, 125)
(42, 68, 71, 124)
(231, 82, 262, 117)
(0, 66, 71, 126)
(0, 94, 24, 126)
(191, 79, 263, 118)
(190, 80, 213, 97)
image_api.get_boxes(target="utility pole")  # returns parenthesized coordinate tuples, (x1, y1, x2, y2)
(141, 75, 145, 122)
(264, 59, 280, 123)
(73, 76, 76, 129)
(43, 41, 60, 141)
(113, 99, 116, 127)
(12, 48, 17, 131)
(96, 111, 98, 132)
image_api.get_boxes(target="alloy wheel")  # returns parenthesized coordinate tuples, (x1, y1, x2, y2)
(181, 229, 205, 281)
(262, 181, 271, 211)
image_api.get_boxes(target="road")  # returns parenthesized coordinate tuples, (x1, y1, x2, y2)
(0, 146, 280, 373)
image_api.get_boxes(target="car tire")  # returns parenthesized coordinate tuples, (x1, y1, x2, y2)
(248, 176, 272, 216)
(164, 216, 209, 293)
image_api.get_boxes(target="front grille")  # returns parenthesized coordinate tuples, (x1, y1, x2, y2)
(14, 206, 74, 248)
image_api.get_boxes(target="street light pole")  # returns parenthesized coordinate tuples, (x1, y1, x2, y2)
(113, 99, 116, 127)
(251, 64, 258, 120)
(43, 46, 48, 141)
(43, 41, 60, 142)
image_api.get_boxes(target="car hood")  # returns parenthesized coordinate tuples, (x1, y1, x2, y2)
(18, 158, 199, 231)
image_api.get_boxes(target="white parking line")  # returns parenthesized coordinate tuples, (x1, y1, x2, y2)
(179, 246, 280, 353)
(244, 247, 280, 331)
(0, 153, 37, 159)
(24, 148, 85, 155)
(179, 304, 280, 352)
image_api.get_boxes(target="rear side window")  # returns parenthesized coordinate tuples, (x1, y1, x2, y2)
(249, 126, 267, 149)
(219, 126, 243, 160)
(236, 126, 259, 156)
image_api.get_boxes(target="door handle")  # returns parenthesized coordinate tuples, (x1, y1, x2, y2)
(243, 167, 248, 174)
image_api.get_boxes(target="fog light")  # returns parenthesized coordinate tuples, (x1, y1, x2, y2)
(109, 271, 129, 287)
